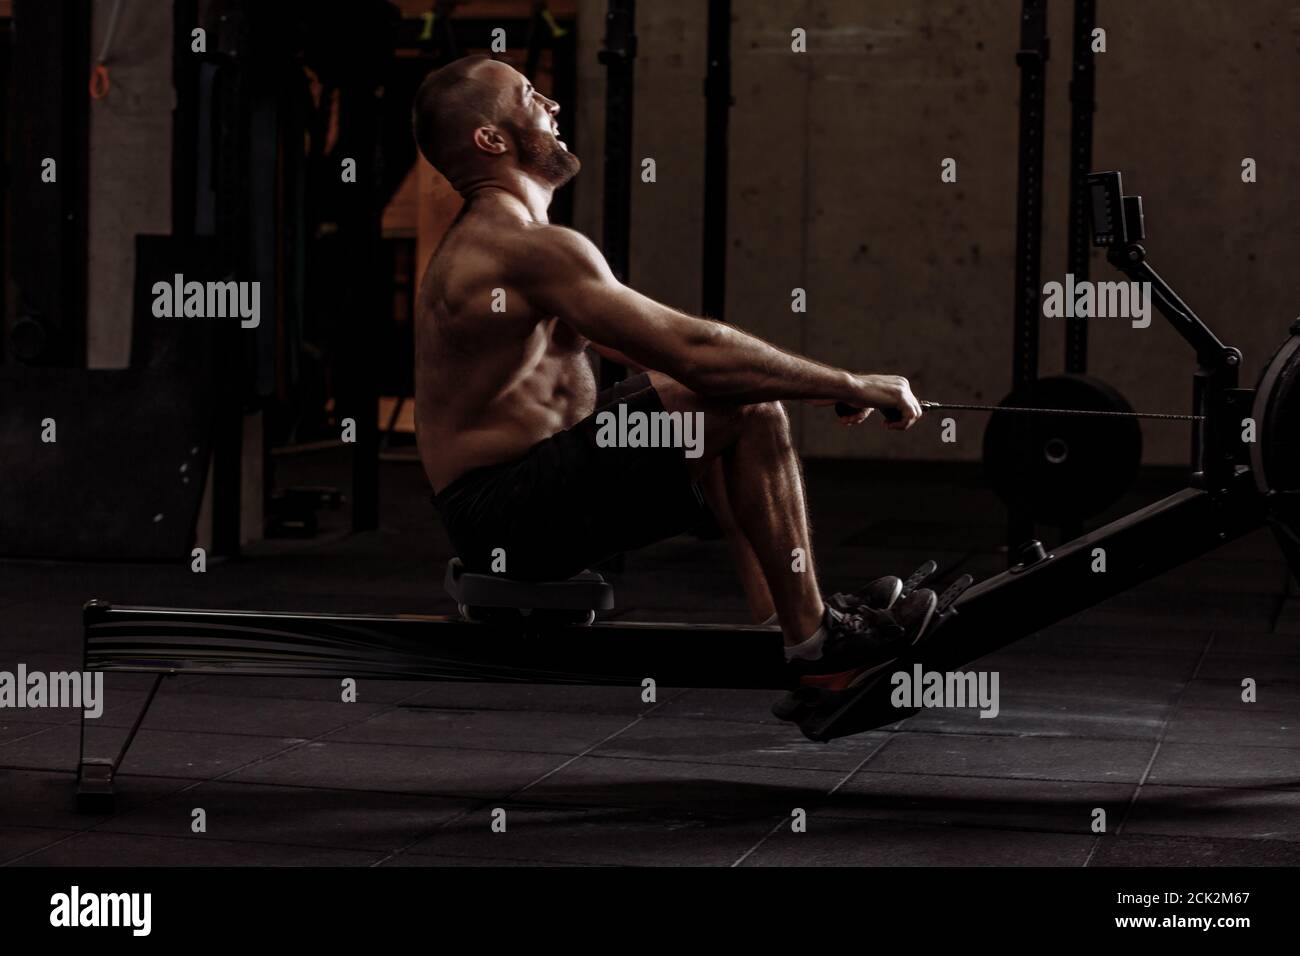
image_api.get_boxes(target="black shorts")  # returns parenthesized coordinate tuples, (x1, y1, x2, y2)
(432, 373, 710, 581)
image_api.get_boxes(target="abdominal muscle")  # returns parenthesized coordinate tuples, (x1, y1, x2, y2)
(416, 334, 598, 495)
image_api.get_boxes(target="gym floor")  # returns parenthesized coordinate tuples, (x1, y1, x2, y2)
(4, 453, 1297, 867)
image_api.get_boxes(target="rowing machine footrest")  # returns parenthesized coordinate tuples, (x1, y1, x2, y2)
(444, 558, 615, 612)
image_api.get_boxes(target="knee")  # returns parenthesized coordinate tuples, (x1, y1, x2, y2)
(740, 400, 792, 443)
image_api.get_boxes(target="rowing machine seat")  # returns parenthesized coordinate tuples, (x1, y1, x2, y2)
(444, 558, 615, 616)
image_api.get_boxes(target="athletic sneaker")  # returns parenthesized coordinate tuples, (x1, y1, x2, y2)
(788, 589, 937, 691)
(828, 560, 938, 615)
(826, 575, 902, 613)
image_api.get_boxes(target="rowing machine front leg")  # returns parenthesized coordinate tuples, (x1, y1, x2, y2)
(799, 478, 1265, 741)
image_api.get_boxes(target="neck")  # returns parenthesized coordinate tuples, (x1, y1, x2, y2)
(460, 171, 554, 222)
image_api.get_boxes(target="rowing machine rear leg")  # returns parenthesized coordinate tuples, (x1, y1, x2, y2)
(74, 672, 166, 814)
(76, 759, 116, 814)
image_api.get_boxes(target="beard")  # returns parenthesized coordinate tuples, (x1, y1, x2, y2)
(510, 123, 581, 187)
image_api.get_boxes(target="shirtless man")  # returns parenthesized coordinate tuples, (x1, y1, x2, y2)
(411, 55, 935, 692)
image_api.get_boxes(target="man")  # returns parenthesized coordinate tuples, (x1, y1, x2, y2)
(411, 55, 934, 694)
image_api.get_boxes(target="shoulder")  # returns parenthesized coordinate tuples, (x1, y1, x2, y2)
(510, 224, 612, 286)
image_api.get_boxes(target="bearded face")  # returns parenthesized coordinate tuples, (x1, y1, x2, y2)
(508, 121, 581, 187)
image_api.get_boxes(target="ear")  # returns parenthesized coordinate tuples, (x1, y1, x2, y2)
(472, 125, 508, 156)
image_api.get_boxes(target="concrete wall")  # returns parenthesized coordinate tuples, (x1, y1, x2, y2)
(575, 0, 1300, 464)
(86, 0, 173, 369)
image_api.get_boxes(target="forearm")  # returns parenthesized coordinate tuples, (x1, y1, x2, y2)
(676, 320, 855, 403)
(588, 342, 644, 372)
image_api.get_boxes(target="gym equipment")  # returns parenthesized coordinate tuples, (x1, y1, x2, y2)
(597, 0, 636, 395)
(982, 375, 1142, 524)
(75, 174, 1299, 806)
(445, 557, 613, 625)
(1009, 0, 1049, 395)
(1065, 0, 1098, 376)
(781, 169, 1295, 740)
(837, 375, 1186, 523)
(1005, 0, 1102, 546)
(837, 396, 1197, 421)
(77, 590, 787, 813)
(702, 0, 731, 323)
(1, 236, 231, 560)
(524, 1, 569, 81)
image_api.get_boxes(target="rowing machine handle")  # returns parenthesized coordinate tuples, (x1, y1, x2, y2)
(835, 402, 902, 423)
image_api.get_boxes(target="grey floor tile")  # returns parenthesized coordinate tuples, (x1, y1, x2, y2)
(1138, 559, 1292, 596)
(593, 716, 888, 772)
(1205, 529, 1289, 562)
(523, 755, 846, 813)
(1181, 678, 1300, 714)
(898, 691, 1169, 740)
(226, 740, 570, 799)
(1125, 784, 1300, 842)
(0, 718, 64, 741)
(93, 690, 390, 739)
(1014, 624, 1210, 654)
(1197, 651, 1300, 682)
(1081, 592, 1276, 632)
(1163, 705, 1300, 749)
(1209, 629, 1300, 656)
(378, 852, 597, 866)
(402, 805, 777, 866)
(178, 675, 434, 703)
(826, 770, 1134, 835)
(1, 723, 306, 779)
(1147, 742, 1300, 790)
(0, 826, 80, 864)
(95, 780, 475, 851)
(981, 644, 1204, 681)
(0, 769, 194, 829)
(650, 688, 815, 724)
(864, 733, 1155, 784)
(742, 818, 1095, 866)
(399, 681, 681, 716)
(325, 706, 636, 755)
(938, 666, 1184, 706)
(9, 830, 384, 866)
(1088, 833, 1300, 866)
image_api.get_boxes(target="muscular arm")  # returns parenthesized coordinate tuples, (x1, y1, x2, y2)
(587, 341, 642, 371)
(518, 226, 868, 406)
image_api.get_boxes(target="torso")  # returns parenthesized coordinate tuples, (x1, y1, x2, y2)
(414, 206, 597, 493)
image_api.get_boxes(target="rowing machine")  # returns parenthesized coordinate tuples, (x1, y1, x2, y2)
(77, 172, 1300, 808)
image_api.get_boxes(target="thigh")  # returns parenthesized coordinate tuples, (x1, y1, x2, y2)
(645, 372, 751, 479)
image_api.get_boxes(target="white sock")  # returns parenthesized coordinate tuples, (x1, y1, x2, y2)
(784, 622, 828, 662)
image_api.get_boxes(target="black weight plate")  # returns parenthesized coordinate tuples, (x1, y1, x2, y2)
(982, 375, 1143, 524)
